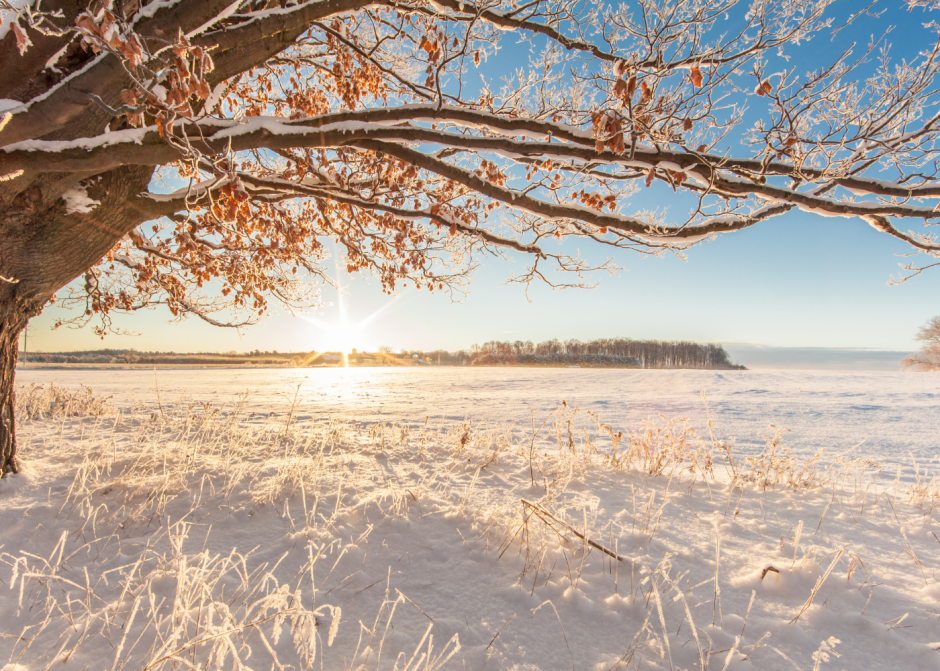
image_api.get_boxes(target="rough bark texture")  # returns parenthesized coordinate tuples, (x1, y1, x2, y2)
(0, 164, 156, 474)
(0, 307, 26, 474)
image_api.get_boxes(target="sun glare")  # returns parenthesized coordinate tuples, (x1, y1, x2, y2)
(299, 315, 369, 353)
(323, 319, 368, 353)
(300, 252, 405, 355)
(299, 293, 403, 354)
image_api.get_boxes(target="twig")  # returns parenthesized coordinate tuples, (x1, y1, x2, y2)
(521, 499, 627, 562)
(481, 613, 515, 670)
(396, 589, 434, 623)
(153, 368, 165, 419)
(712, 529, 722, 626)
(789, 549, 844, 624)
(899, 526, 929, 587)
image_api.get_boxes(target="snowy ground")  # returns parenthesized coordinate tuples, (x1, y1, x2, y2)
(1, 369, 938, 671)
(13, 367, 940, 469)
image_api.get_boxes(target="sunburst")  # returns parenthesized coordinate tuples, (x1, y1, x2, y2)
(299, 293, 404, 356)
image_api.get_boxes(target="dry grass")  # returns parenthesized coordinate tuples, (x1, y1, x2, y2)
(7, 520, 334, 671)
(17, 382, 114, 420)
(5, 386, 477, 670)
(3, 384, 937, 671)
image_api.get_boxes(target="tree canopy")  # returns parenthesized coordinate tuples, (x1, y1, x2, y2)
(3, 0, 940, 472)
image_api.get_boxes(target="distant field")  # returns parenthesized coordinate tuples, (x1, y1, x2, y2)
(14, 367, 940, 470)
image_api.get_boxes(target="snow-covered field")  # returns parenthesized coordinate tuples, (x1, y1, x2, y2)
(12, 367, 940, 467)
(1, 368, 938, 671)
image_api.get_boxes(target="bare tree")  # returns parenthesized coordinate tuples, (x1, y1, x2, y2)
(3, 0, 940, 473)
(902, 316, 940, 370)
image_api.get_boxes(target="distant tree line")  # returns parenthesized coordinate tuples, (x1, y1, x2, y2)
(18, 349, 294, 366)
(18, 339, 744, 370)
(18, 348, 466, 367)
(469, 339, 744, 370)
(472, 351, 641, 368)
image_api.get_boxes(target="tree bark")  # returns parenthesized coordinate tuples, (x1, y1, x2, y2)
(0, 306, 26, 474)
(0, 164, 156, 476)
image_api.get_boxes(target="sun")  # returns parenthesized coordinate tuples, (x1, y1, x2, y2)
(321, 318, 369, 353)
(299, 292, 403, 354)
(299, 313, 373, 353)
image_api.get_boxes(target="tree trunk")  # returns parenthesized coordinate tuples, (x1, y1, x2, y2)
(0, 164, 156, 477)
(0, 307, 26, 475)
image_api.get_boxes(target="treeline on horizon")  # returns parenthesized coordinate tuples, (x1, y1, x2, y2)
(470, 339, 744, 370)
(19, 338, 744, 370)
(18, 349, 296, 366)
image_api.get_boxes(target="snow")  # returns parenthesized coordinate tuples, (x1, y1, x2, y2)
(60, 184, 100, 214)
(186, 0, 243, 39)
(202, 82, 229, 113)
(131, 0, 186, 25)
(3, 126, 149, 154)
(656, 161, 684, 172)
(635, 230, 715, 244)
(12, 368, 940, 468)
(9, 53, 109, 113)
(851, 176, 940, 193)
(44, 43, 71, 72)
(1, 368, 938, 671)
(111, 253, 139, 268)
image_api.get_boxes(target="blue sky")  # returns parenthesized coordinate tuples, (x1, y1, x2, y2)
(22, 1, 940, 363)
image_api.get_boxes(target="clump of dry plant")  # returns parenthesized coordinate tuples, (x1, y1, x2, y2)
(5, 521, 339, 671)
(622, 415, 711, 477)
(16, 382, 114, 419)
(736, 426, 827, 490)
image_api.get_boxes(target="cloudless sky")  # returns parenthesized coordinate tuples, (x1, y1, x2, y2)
(22, 1, 940, 360)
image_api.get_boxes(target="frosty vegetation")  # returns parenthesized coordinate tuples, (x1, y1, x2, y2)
(1, 383, 937, 671)
(902, 315, 940, 371)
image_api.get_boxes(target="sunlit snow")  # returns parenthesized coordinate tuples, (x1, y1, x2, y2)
(1, 368, 937, 671)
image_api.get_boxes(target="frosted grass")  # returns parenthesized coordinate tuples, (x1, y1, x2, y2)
(15, 367, 940, 469)
(1, 380, 938, 671)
